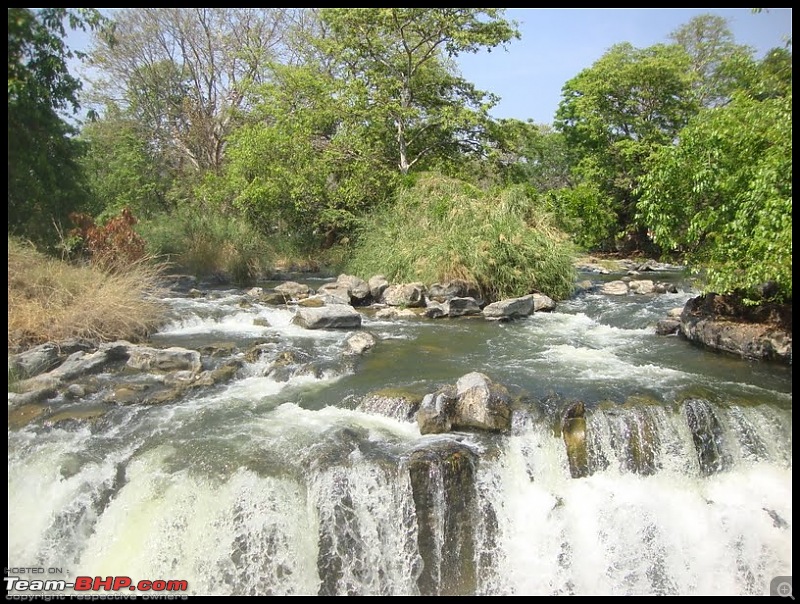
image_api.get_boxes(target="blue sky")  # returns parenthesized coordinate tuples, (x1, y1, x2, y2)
(66, 8, 791, 125)
(456, 8, 792, 124)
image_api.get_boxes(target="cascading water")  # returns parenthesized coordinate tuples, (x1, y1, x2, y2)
(7, 274, 792, 596)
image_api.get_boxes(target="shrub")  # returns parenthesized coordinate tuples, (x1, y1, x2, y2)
(346, 174, 577, 302)
(136, 208, 273, 285)
(8, 237, 167, 352)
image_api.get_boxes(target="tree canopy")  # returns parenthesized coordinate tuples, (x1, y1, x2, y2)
(8, 8, 106, 243)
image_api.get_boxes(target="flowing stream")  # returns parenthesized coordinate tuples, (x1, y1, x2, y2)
(7, 271, 792, 595)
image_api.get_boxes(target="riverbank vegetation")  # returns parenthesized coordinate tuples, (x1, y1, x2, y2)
(7, 8, 792, 328)
(347, 175, 576, 301)
(7, 238, 166, 352)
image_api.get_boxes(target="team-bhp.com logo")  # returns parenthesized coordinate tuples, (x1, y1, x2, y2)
(5, 576, 188, 594)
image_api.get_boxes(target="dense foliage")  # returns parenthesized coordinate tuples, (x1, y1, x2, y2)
(7, 9, 792, 308)
(639, 89, 792, 302)
(8, 8, 105, 244)
(347, 175, 576, 302)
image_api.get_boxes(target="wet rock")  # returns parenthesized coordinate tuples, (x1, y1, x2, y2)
(427, 280, 481, 302)
(306, 292, 352, 306)
(453, 372, 512, 432)
(655, 318, 681, 336)
(357, 388, 423, 422)
(199, 342, 239, 358)
(126, 345, 202, 374)
(573, 280, 596, 294)
(293, 305, 362, 330)
(315, 282, 352, 304)
(417, 373, 512, 435)
(45, 405, 109, 427)
(481, 294, 535, 320)
(65, 384, 86, 399)
(160, 273, 198, 293)
(265, 349, 320, 382)
(682, 398, 728, 475)
(107, 383, 152, 405)
(344, 332, 376, 356)
(375, 307, 418, 320)
(8, 403, 50, 429)
(680, 294, 792, 363)
(243, 342, 278, 363)
(653, 282, 679, 294)
(424, 302, 448, 319)
(261, 290, 293, 305)
(417, 389, 456, 434)
(193, 359, 243, 387)
(296, 296, 326, 307)
(445, 297, 482, 317)
(532, 293, 556, 312)
(629, 279, 655, 295)
(601, 280, 629, 295)
(763, 508, 789, 530)
(407, 440, 478, 595)
(561, 401, 589, 479)
(274, 281, 311, 299)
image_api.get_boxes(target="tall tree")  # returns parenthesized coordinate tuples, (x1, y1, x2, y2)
(218, 64, 396, 246)
(8, 8, 106, 243)
(87, 8, 296, 173)
(638, 51, 792, 302)
(669, 13, 756, 108)
(554, 42, 698, 250)
(316, 8, 519, 174)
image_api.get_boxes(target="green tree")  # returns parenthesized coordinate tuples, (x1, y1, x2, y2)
(79, 107, 174, 220)
(669, 13, 757, 108)
(218, 64, 396, 247)
(555, 42, 698, 250)
(638, 73, 792, 302)
(87, 8, 296, 173)
(8, 8, 106, 243)
(316, 8, 519, 175)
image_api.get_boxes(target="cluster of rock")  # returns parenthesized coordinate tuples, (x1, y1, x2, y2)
(7, 334, 373, 428)
(244, 273, 558, 330)
(354, 371, 775, 485)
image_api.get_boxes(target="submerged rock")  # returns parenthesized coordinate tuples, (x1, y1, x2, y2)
(561, 401, 589, 479)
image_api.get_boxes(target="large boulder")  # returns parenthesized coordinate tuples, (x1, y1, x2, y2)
(292, 305, 362, 330)
(424, 297, 482, 319)
(417, 372, 512, 434)
(679, 294, 792, 363)
(481, 295, 535, 320)
(382, 283, 427, 308)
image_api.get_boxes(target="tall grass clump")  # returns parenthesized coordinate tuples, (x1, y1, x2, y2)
(346, 174, 577, 302)
(137, 207, 275, 284)
(8, 238, 167, 352)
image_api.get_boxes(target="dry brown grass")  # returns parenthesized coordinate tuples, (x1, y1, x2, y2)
(8, 238, 169, 353)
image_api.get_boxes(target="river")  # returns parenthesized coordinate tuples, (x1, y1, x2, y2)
(7, 270, 792, 595)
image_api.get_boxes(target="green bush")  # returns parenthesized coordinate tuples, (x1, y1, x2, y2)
(346, 174, 577, 302)
(136, 208, 272, 285)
